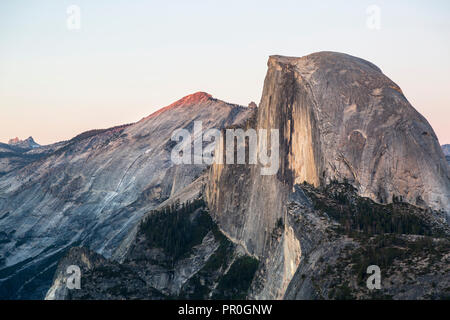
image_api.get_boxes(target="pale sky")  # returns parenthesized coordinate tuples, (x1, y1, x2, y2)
(1, 0, 449, 145)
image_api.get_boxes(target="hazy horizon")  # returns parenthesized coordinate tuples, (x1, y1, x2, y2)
(1, 0, 450, 145)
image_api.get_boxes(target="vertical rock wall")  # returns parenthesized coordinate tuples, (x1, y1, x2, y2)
(207, 52, 450, 299)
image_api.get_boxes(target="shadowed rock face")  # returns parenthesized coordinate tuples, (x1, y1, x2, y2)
(207, 52, 450, 299)
(0, 92, 254, 299)
(443, 145, 450, 155)
(443, 145, 450, 166)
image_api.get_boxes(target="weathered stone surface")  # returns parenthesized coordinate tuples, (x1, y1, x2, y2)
(7, 137, 40, 149)
(443, 145, 450, 167)
(207, 52, 450, 299)
(284, 183, 450, 300)
(45, 195, 259, 300)
(268, 53, 449, 212)
(0, 92, 254, 299)
(443, 145, 450, 155)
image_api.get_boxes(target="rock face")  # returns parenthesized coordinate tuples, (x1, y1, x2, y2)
(45, 247, 107, 300)
(263, 52, 449, 211)
(45, 194, 259, 300)
(442, 145, 450, 155)
(0, 92, 254, 299)
(443, 145, 450, 166)
(283, 183, 450, 300)
(207, 52, 450, 299)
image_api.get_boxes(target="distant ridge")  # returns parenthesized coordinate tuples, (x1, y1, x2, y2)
(7, 136, 40, 149)
(144, 92, 249, 120)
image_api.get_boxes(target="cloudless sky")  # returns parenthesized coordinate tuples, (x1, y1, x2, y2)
(1, 0, 449, 145)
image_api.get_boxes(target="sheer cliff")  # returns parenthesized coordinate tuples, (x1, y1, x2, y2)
(207, 52, 450, 298)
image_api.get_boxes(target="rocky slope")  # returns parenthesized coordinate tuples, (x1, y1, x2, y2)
(284, 182, 449, 300)
(0, 92, 254, 299)
(442, 145, 450, 155)
(46, 192, 259, 300)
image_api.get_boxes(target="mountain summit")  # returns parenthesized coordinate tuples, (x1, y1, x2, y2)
(443, 144, 450, 157)
(144, 92, 218, 120)
(7, 136, 40, 149)
(172, 91, 213, 106)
